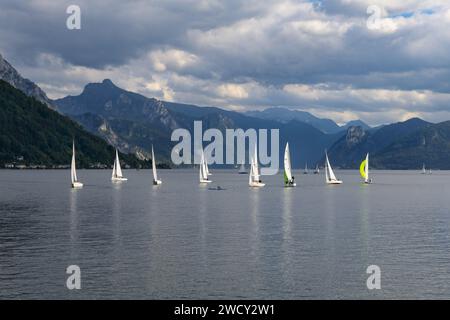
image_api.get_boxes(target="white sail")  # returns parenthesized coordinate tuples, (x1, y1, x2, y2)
(71, 141, 83, 188)
(205, 153, 212, 176)
(325, 152, 342, 184)
(202, 159, 209, 180)
(249, 144, 265, 187)
(326, 154, 337, 181)
(199, 157, 203, 181)
(111, 149, 127, 181)
(152, 146, 158, 181)
(365, 153, 369, 183)
(249, 160, 253, 184)
(115, 150, 123, 178)
(284, 143, 293, 182)
(71, 142, 77, 184)
(111, 149, 126, 180)
(152, 145, 162, 185)
(199, 150, 211, 183)
(254, 145, 260, 181)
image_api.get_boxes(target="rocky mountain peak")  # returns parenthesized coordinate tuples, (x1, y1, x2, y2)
(0, 53, 53, 108)
(345, 126, 367, 147)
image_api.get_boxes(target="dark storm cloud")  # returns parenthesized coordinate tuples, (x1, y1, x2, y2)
(1, 0, 450, 125)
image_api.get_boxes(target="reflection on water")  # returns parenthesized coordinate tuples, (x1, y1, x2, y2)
(1, 169, 450, 299)
(282, 188, 293, 243)
(359, 183, 370, 263)
(69, 189, 80, 256)
(249, 188, 260, 264)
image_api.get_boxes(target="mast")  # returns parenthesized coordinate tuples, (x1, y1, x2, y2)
(71, 141, 77, 184)
(365, 153, 369, 183)
(152, 145, 158, 182)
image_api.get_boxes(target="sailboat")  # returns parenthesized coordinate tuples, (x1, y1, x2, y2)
(201, 150, 212, 176)
(325, 152, 342, 185)
(284, 143, 296, 187)
(314, 164, 320, 174)
(238, 163, 247, 174)
(205, 160, 212, 176)
(360, 153, 372, 184)
(422, 163, 426, 174)
(111, 149, 128, 182)
(71, 141, 83, 188)
(199, 150, 212, 184)
(152, 145, 162, 185)
(303, 163, 309, 174)
(249, 145, 265, 187)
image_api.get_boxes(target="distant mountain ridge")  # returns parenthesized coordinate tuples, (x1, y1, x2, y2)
(341, 120, 371, 131)
(372, 121, 450, 169)
(246, 107, 341, 133)
(246, 107, 371, 134)
(54, 79, 343, 167)
(326, 118, 435, 168)
(3, 52, 448, 170)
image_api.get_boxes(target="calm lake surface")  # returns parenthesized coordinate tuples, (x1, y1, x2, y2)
(1, 169, 450, 299)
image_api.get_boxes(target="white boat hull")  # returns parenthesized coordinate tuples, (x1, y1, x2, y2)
(72, 182, 83, 188)
(327, 180, 343, 185)
(285, 183, 296, 187)
(200, 179, 212, 184)
(112, 177, 128, 182)
(249, 182, 265, 187)
(153, 179, 162, 185)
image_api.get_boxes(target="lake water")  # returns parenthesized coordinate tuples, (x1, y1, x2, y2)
(1, 169, 450, 299)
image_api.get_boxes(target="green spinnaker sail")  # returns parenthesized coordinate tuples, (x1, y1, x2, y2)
(284, 169, 289, 185)
(360, 159, 367, 180)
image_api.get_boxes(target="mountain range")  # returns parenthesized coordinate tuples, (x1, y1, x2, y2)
(0, 80, 148, 168)
(325, 118, 432, 169)
(246, 107, 371, 134)
(1, 52, 450, 170)
(54, 79, 347, 167)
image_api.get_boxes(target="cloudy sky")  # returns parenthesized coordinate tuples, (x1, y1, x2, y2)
(1, 0, 450, 125)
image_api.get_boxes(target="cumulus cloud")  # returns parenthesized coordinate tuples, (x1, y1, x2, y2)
(1, 0, 450, 125)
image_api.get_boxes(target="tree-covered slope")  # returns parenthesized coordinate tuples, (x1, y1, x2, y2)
(372, 121, 450, 169)
(0, 80, 147, 168)
(326, 118, 431, 168)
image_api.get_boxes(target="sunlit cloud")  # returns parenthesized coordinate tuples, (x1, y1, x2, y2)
(2, 0, 450, 125)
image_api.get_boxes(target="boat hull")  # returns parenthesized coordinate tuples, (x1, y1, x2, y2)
(327, 180, 343, 185)
(153, 179, 162, 185)
(112, 177, 128, 182)
(71, 182, 83, 188)
(285, 183, 297, 187)
(200, 179, 212, 184)
(249, 182, 265, 187)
